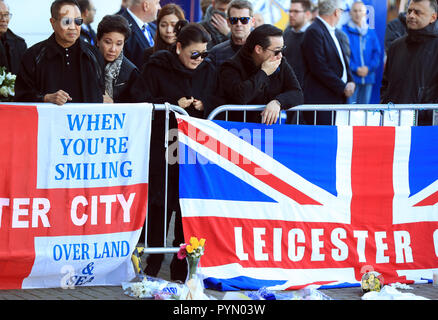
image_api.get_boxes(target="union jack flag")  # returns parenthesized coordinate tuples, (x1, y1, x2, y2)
(176, 114, 438, 291)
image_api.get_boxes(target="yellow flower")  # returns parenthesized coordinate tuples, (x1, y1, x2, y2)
(186, 245, 194, 253)
(189, 237, 199, 249)
(199, 238, 206, 247)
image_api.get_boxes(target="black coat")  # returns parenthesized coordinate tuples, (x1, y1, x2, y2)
(112, 56, 139, 103)
(15, 34, 104, 103)
(209, 39, 242, 67)
(0, 29, 27, 75)
(384, 12, 407, 53)
(381, 21, 438, 125)
(217, 46, 303, 123)
(131, 49, 220, 206)
(301, 18, 354, 124)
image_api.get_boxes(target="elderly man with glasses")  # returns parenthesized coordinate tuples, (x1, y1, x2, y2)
(0, 1, 27, 75)
(15, 0, 104, 105)
(215, 24, 303, 125)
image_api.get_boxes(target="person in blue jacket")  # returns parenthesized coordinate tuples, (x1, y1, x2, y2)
(342, 0, 381, 104)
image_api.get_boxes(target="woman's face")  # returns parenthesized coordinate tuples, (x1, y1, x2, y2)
(97, 31, 125, 62)
(177, 41, 208, 70)
(159, 14, 179, 44)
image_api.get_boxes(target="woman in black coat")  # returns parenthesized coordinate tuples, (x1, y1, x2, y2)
(132, 21, 221, 281)
(96, 14, 139, 103)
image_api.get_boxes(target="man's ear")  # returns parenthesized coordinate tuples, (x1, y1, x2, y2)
(176, 42, 182, 55)
(431, 12, 438, 24)
(254, 44, 264, 55)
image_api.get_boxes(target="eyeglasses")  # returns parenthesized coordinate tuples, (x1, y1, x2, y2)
(265, 46, 286, 56)
(229, 17, 251, 25)
(190, 51, 209, 59)
(0, 13, 12, 20)
(58, 17, 83, 27)
(288, 10, 304, 14)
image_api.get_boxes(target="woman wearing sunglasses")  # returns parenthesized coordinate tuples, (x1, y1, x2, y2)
(131, 21, 221, 282)
(142, 3, 185, 66)
(96, 14, 139, 103)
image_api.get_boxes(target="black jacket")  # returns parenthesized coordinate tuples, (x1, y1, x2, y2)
(15, 34, 104, 103)
(112, 56, 139, 103)
(301, 18, 354, 124)
(384, 12, 407, 53)
(217, 46, 303, 122)
(0, 29, 27, 75)
(209, 39, 242, 67)
(134, 49, 221, 117)
(381, 21, 438, 125)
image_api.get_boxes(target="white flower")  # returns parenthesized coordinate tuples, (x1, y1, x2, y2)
(5, 73, 15, 81)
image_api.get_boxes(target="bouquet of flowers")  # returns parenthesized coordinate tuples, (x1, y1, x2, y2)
(0, 66, 16, 102)
(177, 236, 207, 300)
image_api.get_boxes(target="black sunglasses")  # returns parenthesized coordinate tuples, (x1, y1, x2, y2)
(190, 51, 208, 60)
(58, 17, 83, 27)
(266, 46, 287, 56)
(229, 17, 251, 25)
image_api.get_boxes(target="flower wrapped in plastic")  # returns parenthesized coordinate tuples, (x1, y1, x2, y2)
(0, 66, 16, 102)
(361, 271, 384, 293)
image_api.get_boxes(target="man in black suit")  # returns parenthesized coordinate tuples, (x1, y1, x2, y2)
(0, 0, 27, 75)
(302, 0, 355, 125)
(78, 0, 97, 46)
(121, 0, 160, 69)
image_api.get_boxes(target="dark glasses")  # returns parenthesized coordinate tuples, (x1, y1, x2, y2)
(266, 46, 286, 56)
(59, 17, 83, 27)
(229, 17, 251, 25)
(190, 51, 208, 60)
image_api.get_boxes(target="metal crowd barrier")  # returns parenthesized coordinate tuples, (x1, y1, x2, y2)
(207, 103, 438, 126)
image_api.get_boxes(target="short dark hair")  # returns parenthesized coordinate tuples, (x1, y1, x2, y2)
(174, 21, 211, 48)
(50, 0, 80, 18)
(97, 14, 131, 41)
(291, 0, 312, 12)
(243, 24, 283, 53)
(77, 0, 91, 14)
(227, 0, 253, 17)
(411, 0, 438, 13)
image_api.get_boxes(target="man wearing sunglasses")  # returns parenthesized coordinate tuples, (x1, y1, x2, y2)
(209, 0, 254, 67)
(216, 24, 303, 125)
(0, 0, 27, 75)
(15, 0, 104, 105)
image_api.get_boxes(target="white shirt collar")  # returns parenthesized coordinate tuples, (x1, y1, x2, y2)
(127, 7, 148, 29)
(317, 16, 336, 33)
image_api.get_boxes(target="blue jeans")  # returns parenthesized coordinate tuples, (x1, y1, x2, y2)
(348, 83, 373, 104)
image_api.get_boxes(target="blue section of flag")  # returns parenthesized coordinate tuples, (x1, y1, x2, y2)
(179, 143, 276, 202)
(409, 127, 438, 197)
(208, 121, 339, 197)
(204, 276, 287, 291)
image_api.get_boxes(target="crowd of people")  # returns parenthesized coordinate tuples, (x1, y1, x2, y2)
(1, 0, 438, 280)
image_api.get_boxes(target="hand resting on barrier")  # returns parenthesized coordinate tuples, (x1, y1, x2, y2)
(261, 100, 281, 125)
